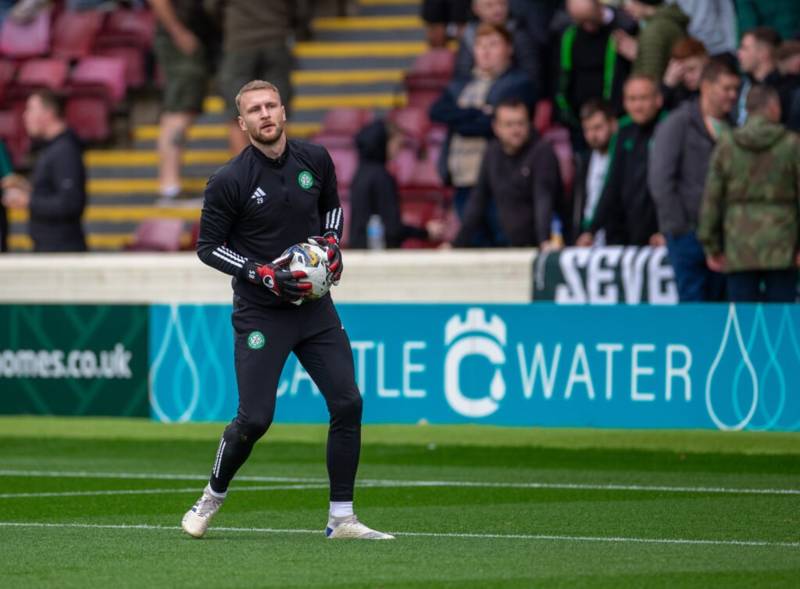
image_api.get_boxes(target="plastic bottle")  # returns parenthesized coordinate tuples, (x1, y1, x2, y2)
(367, 214, 385, 250)
(549, 216, 564, 249)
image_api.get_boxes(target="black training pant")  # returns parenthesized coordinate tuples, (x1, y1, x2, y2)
(209, 294, 362, 502)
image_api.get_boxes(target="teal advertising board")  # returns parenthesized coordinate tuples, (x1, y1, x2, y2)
(0, 305, 149, 416)
(149, 303, 800, 431)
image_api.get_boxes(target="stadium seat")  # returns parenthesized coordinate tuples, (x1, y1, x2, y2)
(65, 95, 110, 142)
(310, 132, 354, 150)
(0, 59, 17, 105)
(404, 49, 454, 111)
(327, 146, 358, 190)
(51, 11, 105, 60)
(126, 219, 185, 252)
(0, 108, 28, 167)
(94, 45, 146, 89)
(534, 100, 553, 134)
(14, 58, 69, 92)
(69, 56, 127, 104)
(320, 108, 374, 136)
(94, 8, 155, 51)
(542, 125, 575, 194)
(0, 9, 51, 59)
(388, 147, 417, 187)
(388, 106, 430, 148)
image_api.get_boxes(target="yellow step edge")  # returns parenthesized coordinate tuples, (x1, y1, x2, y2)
(8, 233, 146, 250)
(294, 93, 405, 109)
(87, 178, 209, 195)
(359, 0, 420, 6)
(294, 41, 426, 58)
(292, 69, 404, 85)
(203, 95, 224, 113)
(313, 16, 423, 30)
(86, 150, 232, 167)
(9, 206, 201, 223)
(132, 122, 320, 142)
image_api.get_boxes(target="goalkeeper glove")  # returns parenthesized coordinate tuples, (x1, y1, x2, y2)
(308, 231, 343, 284)
(244, 253, 311, 301)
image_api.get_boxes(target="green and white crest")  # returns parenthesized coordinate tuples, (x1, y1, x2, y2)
(297, 170, 314, 190)
(247, 331, 266, 350)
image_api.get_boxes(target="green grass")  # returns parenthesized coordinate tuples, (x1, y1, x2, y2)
(0, 417, 798, 588)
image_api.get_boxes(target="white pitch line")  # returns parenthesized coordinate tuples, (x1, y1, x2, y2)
(0, 484, 329, 499)
(0, 521, 797, 549)
(1, 469, 799, 497)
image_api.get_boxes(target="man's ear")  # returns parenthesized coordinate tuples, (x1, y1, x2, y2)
(238, 115, 247, 132)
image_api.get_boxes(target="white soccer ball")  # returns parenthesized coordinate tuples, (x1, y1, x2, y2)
(283, 241, 333, 301)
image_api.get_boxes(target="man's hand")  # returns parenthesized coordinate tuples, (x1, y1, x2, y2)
(649, 233, 666, 247)
(254, 254, 312, 301)
(706, 253, 726, 273)
(1, 186, 30, 209)
(171, 25, 199, 56)
(575, 232, 594, 247)
(662, 58, 684, 87)
(612, 29, 638, 62)
(308, 232, 342, 284)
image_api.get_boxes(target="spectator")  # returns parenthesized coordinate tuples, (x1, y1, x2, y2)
(649, 57, 741, 302)
(348, 120, 429, 249)
(150, 0, 213, 201)
(554, 0, 637, 149)
(455, 0, 541, 91)
(699, 85, 800, 303)
(421, 0, 472, 48)
(572, 99, 617, 246)
(430, 23, 537, 219)
(449, 98, 562, 248)
(587, 75, 665, 246)
(1, 91, 87, 252)
(674, 0, 736, 57)
(661, 37, 709, 110)
(0, 140, 13, 252)
(736, 27, 798, 126)
(778, 41, 800, 77)
(211, 0, 294, 154)
(623, 0, 690, 80)
(734, 0, 800, 44)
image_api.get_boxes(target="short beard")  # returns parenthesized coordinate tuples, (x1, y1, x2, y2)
(250, 124, 284, 147)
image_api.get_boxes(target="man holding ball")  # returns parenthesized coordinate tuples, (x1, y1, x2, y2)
(184, 80, 393, 540)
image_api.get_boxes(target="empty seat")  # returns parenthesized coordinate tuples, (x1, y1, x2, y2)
(52, 11, 105, 60)
(542, 125, 575, 194)
(0, 9, 51, 59)
(95, 8, 155, 50)
(320, 108, 374, 136)
(327, 146, 358, 189)
(533, 99, 553, 134)
(69, 56, 127, 104)
(406, 48, 455, 79)
(0, 60, 17, 104)
(94, 45, 146, 89)
(15, 58, 69, 92)
(388, 106, 430, 147)
(65, 95, 110, 142)
(126, 219, 185, 252)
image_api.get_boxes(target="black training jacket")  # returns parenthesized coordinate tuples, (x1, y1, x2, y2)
(197, 140, 343, 307)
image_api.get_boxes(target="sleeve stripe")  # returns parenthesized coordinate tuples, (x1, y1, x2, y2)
(217, 246, 246, 263)
(324, 207, 342, 232)
(212, 250, 244, 269)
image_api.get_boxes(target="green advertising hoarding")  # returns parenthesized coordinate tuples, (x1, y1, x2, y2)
(0, 305, 148, 416)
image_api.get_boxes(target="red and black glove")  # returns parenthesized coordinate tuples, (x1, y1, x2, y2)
(244, 254, 311, 301)
(308, 231, 343, 285)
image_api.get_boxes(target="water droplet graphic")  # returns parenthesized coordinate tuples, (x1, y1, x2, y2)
(490, 369, 505, 401)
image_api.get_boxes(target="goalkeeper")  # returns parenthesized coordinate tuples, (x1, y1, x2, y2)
(183, 80, 393, 540)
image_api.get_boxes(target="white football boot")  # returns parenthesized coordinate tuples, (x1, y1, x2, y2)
(325, 515, 395, 540)
(181, 486, 224, 538)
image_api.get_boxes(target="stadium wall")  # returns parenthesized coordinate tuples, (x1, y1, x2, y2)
(1, 252, 798, 431)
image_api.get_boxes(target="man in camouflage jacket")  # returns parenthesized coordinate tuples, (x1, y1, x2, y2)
(699, 85, 800, 302)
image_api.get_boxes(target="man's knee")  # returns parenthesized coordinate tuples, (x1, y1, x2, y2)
(329, 389, 363, 423)
(226, 415, 272, 444)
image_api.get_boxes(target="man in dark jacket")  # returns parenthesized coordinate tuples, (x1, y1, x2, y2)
(554, 0, 637, 148)
(649, 57, 740, 301)
(430, 23, 537, 219)
(451, 98, 562, 248)
(348, 120, 429, 249)
(3, 90, 86, 252)
(590, 74, 665, 246)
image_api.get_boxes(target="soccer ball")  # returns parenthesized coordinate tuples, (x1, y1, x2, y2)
(282, 241, 333, 301)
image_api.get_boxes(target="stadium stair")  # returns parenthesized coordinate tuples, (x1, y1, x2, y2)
(6, 0, 426, 251)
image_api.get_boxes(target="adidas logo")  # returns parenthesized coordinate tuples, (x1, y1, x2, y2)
(251, 187, 266, 204)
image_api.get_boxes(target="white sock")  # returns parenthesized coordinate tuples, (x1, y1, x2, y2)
(160, 184, 181, 199)
(206, 484, 227, 500)
(329, 501, 353, 518)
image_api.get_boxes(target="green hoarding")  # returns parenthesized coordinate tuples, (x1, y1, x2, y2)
(0, 305, 148, 416)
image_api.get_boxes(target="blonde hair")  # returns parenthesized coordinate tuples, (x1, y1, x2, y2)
(235, 80, 282, 114)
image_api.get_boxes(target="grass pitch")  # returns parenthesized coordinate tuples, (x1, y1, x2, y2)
(0, 417, 798, 588)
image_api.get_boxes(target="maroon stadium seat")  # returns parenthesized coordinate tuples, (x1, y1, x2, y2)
(15, 58, 69, 92)
(542, 125, 575, 194)
(533, 99, 553, 134)
(0, 9, 51, 59)
(94, 45, 146, 89)
(52, 10, 105, 60)
(69, 56, 127, 103)
(320, 108, 374, 136)
(127, 219, 185, 252)
(95, 8, 155, 50)
(310, 132, 354, 150)
(326, 146, 358, 190)
(405, 49, 454, 112)
(65, 95, 110, 142)
(388, 106, 430, 147)
(0, 60, 17, 105)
